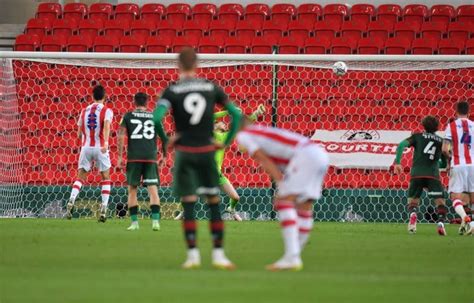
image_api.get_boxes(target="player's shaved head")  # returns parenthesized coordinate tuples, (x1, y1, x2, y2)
(178, 47, 197, 72)
(456, 101, 469, 116)
(134, 92, 148, 107)
(93, 85, 105, 101)
(421, 115, 439, 133)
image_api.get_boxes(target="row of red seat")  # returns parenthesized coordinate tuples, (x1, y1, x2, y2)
(23, 17, 474, 41)
(15, 32, 474, 54)
(36, 2, 474, 25)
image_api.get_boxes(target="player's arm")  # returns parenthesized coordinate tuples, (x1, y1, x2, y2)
(77, 110, 83, 140)
(394, 138, 412, 174)
(117, 124, 126, 169)
(252, 149, 283, 183)
(442, 140, 452, 158)
(248, 104, 266, 121)
(101, 109, 113, 153)
(153, 91, 171, 152)
(155, 120, 168, 156)
(214, 111, 228, 119)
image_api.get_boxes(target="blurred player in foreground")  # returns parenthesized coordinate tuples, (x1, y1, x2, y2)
(153, 48, 242, 269)
(442, 101, 474, 235)
(66, 85, 113, 222)
(394, 116, 448, 235)
(236, 117, 329, 271)
(117, 93, 168, 231)
(174, 104, 266, 221)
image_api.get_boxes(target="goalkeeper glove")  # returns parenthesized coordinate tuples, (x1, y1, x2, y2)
(251, 104, 266, 120)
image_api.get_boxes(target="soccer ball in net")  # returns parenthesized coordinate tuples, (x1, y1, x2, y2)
(332, 61, 348, 76)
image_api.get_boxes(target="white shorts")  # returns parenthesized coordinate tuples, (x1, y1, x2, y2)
(278, 144, 329, 203)
(78, 147, 111, 172)
(449, 165, 474, 193)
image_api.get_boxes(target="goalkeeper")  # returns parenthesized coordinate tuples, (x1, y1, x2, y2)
(175, 104, 266, 221)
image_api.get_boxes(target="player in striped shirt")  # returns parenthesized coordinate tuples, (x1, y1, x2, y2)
(236, 118, 329, 271)
(442, 101, 474, 235)
(66, 85, 113, 223)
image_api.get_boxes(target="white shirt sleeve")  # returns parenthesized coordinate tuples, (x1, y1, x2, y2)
(236, 132, 260, 156)
(444, 123, 452, 141)
(105, 108, 113, 122)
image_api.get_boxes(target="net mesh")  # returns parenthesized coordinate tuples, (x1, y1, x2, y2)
(1, 55, 473, 221)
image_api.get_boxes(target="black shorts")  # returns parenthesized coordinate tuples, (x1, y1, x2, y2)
(126, 162, 159, 187)
(173, 151, 220, 197)
(408, 178, 445, 199)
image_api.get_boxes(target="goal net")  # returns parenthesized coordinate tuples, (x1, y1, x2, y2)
(1, 52, 473, 222)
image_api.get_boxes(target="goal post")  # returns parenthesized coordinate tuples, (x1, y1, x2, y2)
(1, 51, 473, 221)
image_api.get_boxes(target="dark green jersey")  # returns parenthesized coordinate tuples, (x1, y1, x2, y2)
(406, 132, 443, 178)
(120, 109, 157, 161)
(157, 77, 228, 148)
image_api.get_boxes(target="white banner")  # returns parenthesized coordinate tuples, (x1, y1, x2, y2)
(311, 130, 411, 169)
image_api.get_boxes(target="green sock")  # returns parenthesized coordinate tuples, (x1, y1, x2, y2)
(151, 205, 160, 221)
(230, 198, 239, 209)
(129, 206, 138, 222)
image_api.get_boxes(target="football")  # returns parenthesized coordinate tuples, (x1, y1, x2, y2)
(333, 61, 348, 76)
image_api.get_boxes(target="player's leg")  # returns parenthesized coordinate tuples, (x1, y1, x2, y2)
(97, 149, 112, 222)
(198, 152, 235, 270)
(125, 162, 141, 230)
(174, 151, 201, 269)
(67, 168, 88, 219)
(143, 162, 161, 230)
(427, 178, 448, 235)
(466, 166, 474, 235)
(407, 179, 423, 234)
(449, 166, 471, 234)
(221, 178, 242, 221)
(295, 201, 313, 251)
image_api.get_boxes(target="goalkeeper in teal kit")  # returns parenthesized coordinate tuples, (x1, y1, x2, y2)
(175, 104, 266, 221)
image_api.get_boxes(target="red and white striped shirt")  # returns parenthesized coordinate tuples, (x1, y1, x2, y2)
(236, 125, 310, 167)
(444, 118, 474, 167)
(78, 103, 113, 148)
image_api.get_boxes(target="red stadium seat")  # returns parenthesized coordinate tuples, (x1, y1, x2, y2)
(225, 36, 250, 53)
(394, 21, 420, 40)
(157, 20, 183, 37)
(119, 36, 146, 53)
(78, 19, 103, 40)
(357, 37, 383, 54)
(198, 36, 224, 53)
(323, 4, 348, 26)
(140, 3, 166, 21)
(279, 35, 304, 54)
(192, 3, 217, 23)
(297, 4, 322, 23)
(466, 39, 474, 54)
(251, 35, 280, 54)
(438, 38, 465, 54)
(235, 19, 262, 40)
(218, 3, 244, 23)
(420, 22, 447, 40)
(430, 5, 455, 24)
(172, 36, 199, 53)
(63, 3, 88, 21)
(313, 20, 340, 40)
(93, 36, 119, 52)
(146, 36, 173, 53)
(402, 4, 428, 26)
(262, 19, 288, 40)
(448, 22, 472, 39)
(115, 3, 140, 22)
(183, 19, 210, 38)
(288, 19, 313, 40)
(384, 37, 411, 54)
(304, 37, 331, 54)
(330, 37, 357, 54)
(411, 38, 439, 54)
(350, 4, 375, 24)
(245, 4, 270, 23)
(209, 19, 236, 39)
(104, 19, 130, 39)
(41, 35, 67, 52)
(25, 18, 52, 37)
(377, 4, 402, 26)
(36, 2, 61, 20)
(457, 5, 474, 23)
(14, 34, 41, 51)
(166, 3, 191, 24)
(89, 3, 113, 22)
(52, 18, 78, 37)
(341, 20, 367, 40)
(271, 4, 296, 23)
(67, 35, 93, 52)
(367, 20, 393, 41)
(130, 19, 156, 39)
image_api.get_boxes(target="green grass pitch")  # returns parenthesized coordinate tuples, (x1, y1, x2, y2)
(0, 219, 472, 303)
